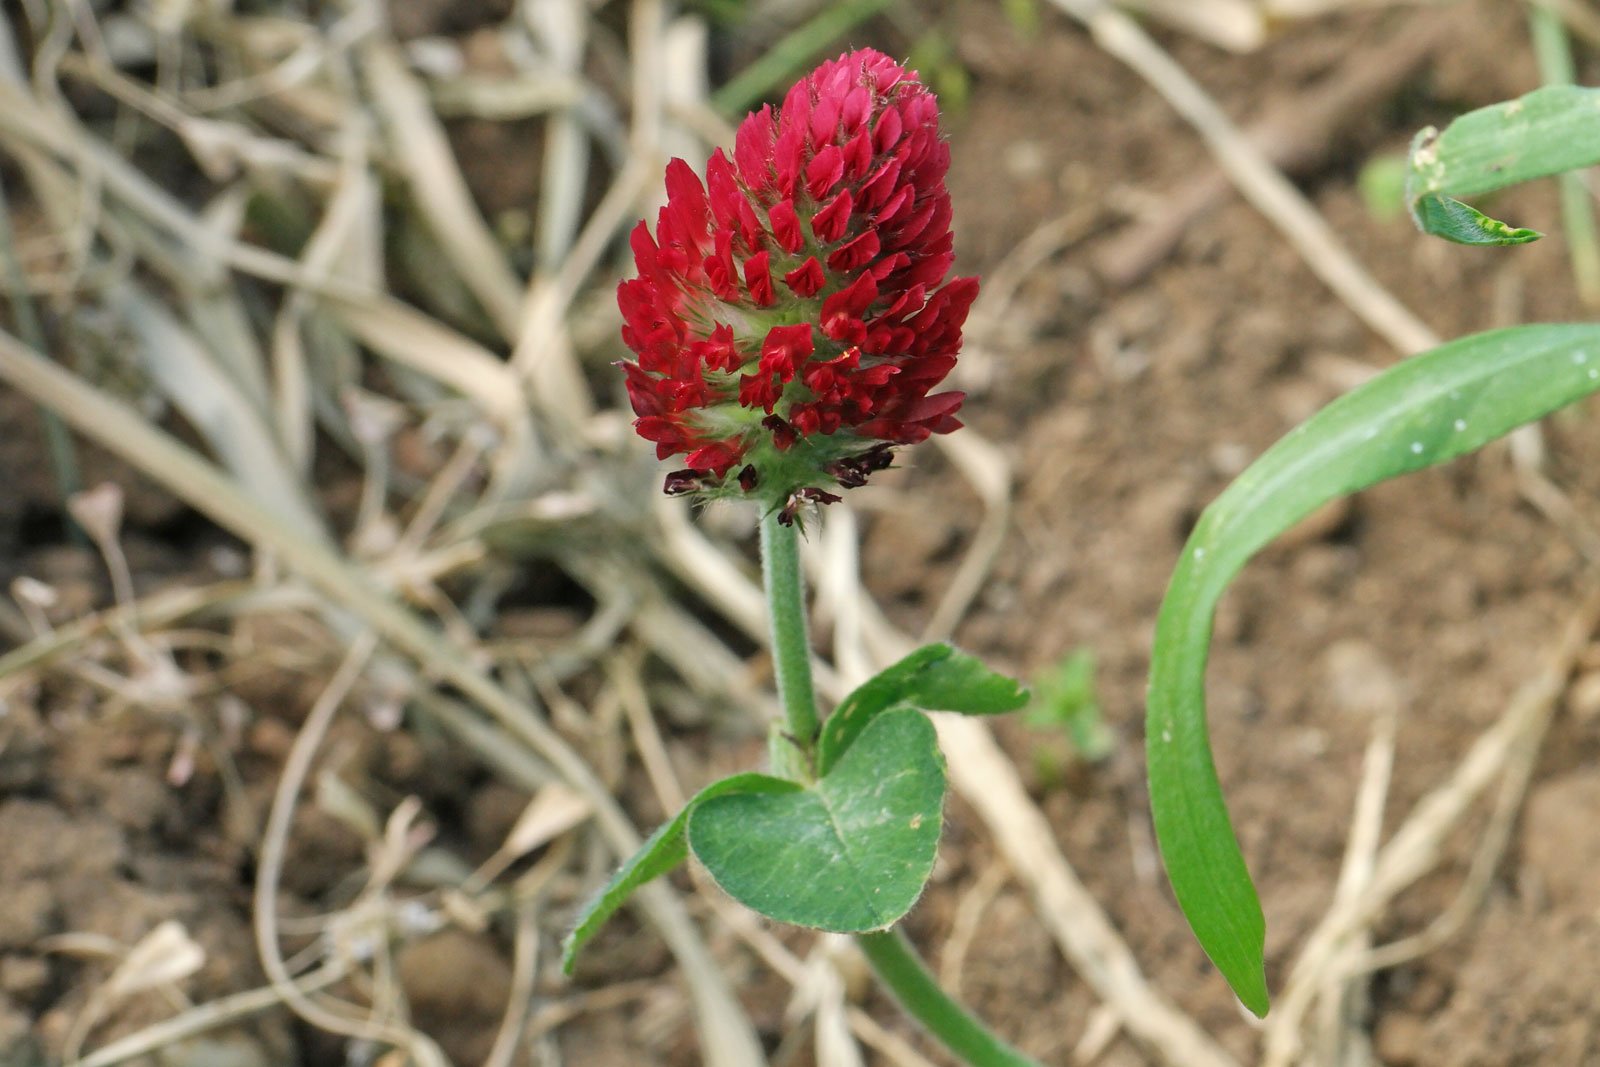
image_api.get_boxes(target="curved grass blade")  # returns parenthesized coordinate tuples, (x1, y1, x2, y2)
(1407, 84, 1600, 245)
(1147, 323, 1600, 1015)
(562, 772, 799, 973)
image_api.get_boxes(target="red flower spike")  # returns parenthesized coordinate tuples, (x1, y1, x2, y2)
(617, 49, 978, 509)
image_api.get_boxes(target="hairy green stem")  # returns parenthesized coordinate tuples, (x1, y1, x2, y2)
(760, 511, 820, 755)
(856, 930, 1043, 1067)
(758, 512, 1040, 1067)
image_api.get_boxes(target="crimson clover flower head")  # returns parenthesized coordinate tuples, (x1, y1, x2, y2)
(619, 48, 976, 523)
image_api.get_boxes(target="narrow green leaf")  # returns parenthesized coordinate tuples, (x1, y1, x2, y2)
(562, 772, 799, 972)
(690, 708, 945, 931)
(1147, 323, 1600, 1016)
(1406, 84, 1600, 245)
(817, 643, 1028, 774)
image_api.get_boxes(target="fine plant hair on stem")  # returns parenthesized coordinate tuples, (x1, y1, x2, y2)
(762, 513, 822, 750)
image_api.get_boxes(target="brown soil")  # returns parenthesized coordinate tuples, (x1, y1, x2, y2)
(4, 2, 1600, 1065)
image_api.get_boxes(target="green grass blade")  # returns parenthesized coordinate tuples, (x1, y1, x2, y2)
(1407, 84, 1600, 244)
(1147, 323, 1600, 1015)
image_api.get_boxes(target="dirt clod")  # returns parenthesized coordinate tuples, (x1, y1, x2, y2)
(396, 929, 515, 1065)
(1521, 770, 1600, 913)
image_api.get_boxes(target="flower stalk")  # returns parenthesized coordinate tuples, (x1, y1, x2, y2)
(856, 930, 1043, 1067)
(760, 510, 820, 773)
(759, 518, 1040, 1067)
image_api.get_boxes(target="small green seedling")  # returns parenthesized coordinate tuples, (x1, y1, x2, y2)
(1024, 647, 1116, 783)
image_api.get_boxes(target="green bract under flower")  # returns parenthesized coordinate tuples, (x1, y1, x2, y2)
(618, 49, 977, 521)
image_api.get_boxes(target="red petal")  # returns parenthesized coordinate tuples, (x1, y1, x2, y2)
(809, 93, 843, 148)
(804, 144, 845, 200)
(791, 406, 820, 437)
(900, 391, 965, 422)
(744, 251, 775, 306)
(858, 156, 904, 211)
(873, 185, 915, 228)
(811, 189, 854, 244)
(842, 127, 874, 181)
(823, 270, 878, 320)
(706, 149, 743, 230)
(758, 323, 815, 381)
(663, 158, 710, 240)
(685, 441, 742, 477)
(867, 252, 911, 283)
(773, 113, 806, 198)
(873, 107, 903, 154)
(628, 220, 660, 276)
(840, 85, 872, 132)
(622, 363, 665, 416)
(735, 196, 766, 251)
(739, 371, 782, 412)
(735, 106, 777, 193)
(768, 199, 803, 254)
(634, 415, 685, 445)
(784, 257, 826, 298)
(692, 323, 742, 373)
(902, 246, 954, 291)
(827, 229, 881, 273)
